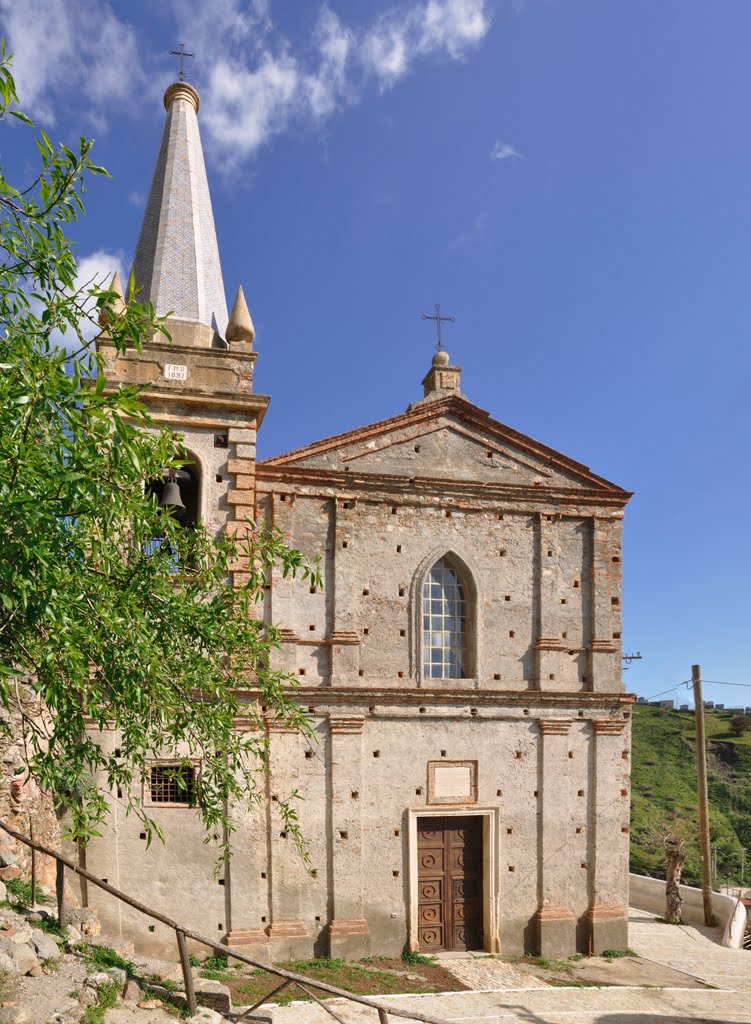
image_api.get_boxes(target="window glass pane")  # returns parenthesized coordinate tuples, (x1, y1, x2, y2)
(420, 557, 466, 679)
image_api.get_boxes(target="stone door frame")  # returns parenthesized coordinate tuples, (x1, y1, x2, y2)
(407, 805, 500, 954)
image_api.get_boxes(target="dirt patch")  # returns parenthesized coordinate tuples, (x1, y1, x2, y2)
(199, 956, 467, 1007)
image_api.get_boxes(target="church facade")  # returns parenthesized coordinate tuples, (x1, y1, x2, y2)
(88, 79, 634, 962)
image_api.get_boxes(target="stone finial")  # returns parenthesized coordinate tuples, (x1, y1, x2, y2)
(226, 286, 255, 347)
(420, 349, 462, 402)
(164, 81, 200, 114)
(98, 271, 126, 327)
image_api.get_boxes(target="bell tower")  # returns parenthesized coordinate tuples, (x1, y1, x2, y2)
(96, 79, 267, 542)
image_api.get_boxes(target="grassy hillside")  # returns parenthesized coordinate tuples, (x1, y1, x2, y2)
(630, 705, 751, 886)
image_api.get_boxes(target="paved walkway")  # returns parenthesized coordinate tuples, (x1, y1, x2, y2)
(250, 909, 751, 1024)
(436, 953, 549, 991)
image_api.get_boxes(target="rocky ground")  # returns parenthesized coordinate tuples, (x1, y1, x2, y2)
(0, 881, 228, 1024)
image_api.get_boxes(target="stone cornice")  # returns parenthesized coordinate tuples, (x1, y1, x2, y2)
(586, 903, 626, 920)
(538, 719, 574, 735)
(236, 687, 635, 709)
(535, 904, 575, 921)
(591, 719, 627, 735)
(256, 467, 629, 510)
(535, 638, 569, 652)
(328, 715, 365, 734)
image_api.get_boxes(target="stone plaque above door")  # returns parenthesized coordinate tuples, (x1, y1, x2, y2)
(428, 760, 477, 805)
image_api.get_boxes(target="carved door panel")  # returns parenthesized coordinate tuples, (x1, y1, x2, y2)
(417, 816, 483, 952)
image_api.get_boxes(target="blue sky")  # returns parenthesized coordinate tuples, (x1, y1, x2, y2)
(1, 0, 749, 705)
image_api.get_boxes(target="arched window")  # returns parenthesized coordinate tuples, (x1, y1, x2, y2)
(422, 557, 466, 679)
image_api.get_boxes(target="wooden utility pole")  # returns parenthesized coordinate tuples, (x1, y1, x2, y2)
(692, 664, 716, 926)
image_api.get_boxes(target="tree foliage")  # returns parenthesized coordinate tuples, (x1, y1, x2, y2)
(0, 49, 318, 852)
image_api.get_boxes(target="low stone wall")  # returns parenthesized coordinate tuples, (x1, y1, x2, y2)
(629, 872, 744, 947)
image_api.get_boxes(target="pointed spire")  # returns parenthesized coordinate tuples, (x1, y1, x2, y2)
(129, 81, 228, 341)
(98, 270, 126, 327)
(226, 286, 255, 347)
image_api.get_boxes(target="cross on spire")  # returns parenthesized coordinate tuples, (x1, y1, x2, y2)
(169, 43, 195, 82)
(421, 303, 455, 351)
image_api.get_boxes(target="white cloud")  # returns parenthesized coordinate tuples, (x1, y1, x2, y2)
(0, 0, 142, 125)
(0, 0, 492, 165)
(361, 0, 490, 90)
(189, 0, 492, 165)
(491, 141, 522, 161)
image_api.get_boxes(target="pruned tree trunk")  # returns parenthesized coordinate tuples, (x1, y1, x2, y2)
(665, 846, 686, 923)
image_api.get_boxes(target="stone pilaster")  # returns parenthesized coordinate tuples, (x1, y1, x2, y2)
(265, 720, 310, 959)
(327, 715, 370, 958)
(536, 719, 576, 957)
(264, 494, 301, 677)
(587, 719, 630, 952)
(226, 423, 258, 593)
(535, 515, 568, 689)
(588, 517, 621, 691)
(330, 501, 361, 686)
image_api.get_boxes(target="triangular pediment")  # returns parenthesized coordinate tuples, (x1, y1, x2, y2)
(259, 397, 628, 496)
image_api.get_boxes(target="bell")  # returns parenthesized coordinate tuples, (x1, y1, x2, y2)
(159, 478, 186, 514)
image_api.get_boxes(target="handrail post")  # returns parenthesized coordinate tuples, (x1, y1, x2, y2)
(176, 928, 197, 1015)
(29, 822, 36, 908)
(378, 1010, 390, 1023)
(56, 859, 66, 929)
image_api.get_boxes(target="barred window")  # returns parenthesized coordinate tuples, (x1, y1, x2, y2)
(147, 764, 196, 806)
(422, 557, 466, 679)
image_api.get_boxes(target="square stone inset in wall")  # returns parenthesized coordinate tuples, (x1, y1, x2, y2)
(427, 760, 478, 805)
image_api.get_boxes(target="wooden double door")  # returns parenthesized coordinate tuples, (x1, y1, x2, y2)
(417, 815, 483, 952)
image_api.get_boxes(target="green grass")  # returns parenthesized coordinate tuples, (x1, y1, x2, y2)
(516, 955, 582, 972)
(32, 915, 63, 938)
(602, 948, 638, 958)
(226, 956, 461, 1005)
(402, 950, 437, 966)
(79, 943, 135, 975)
(199, 954, 232, 981)
(631, 706, 751, 885)
(80, 981, 120, 1024)
(4, 878, 48, 907)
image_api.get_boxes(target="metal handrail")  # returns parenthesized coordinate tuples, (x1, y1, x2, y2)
(0, 820, 452, 1023)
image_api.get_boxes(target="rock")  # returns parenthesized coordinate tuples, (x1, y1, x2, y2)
(193, 979, 232, 1014)
(0, 881, 7, 903)
(122, 978, 142, 1001)
(137, 1000, 163, 1009)
(5, 924, 32, 945)
(85, 971, 113, 989)
(29, 931, 62, 961)
(63, 908, 100, 937)
(0, 1006, 31, 1024)
(0, 940, 39, 976)
(77, 987, 99, 1008)
(63, 926, 82, 945)
(104, 966, 127, 990)
(0, 952, 15, 976)
(27, 965, 42, 977)
(0, 867, 21, 882)
(20, 907, 49, 922)
(188, 1010, 223, 1024)
(0, 852, 17, 868)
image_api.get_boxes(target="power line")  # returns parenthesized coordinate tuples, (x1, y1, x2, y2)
(703, 680, 751, 689)
(643, 680, 691, 701)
